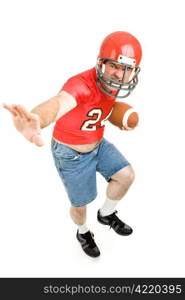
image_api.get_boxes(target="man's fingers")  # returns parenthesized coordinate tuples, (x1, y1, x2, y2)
(2, 103, 18, 117)
(2, 103, 11, 110)
(15, 105, 34, 120)
(12, 105, 25, 118)
(31, 134, 44, 147)
(13, 105, 39, 122)
(12, 105, 39, 122)
(3, 103, 39, 122)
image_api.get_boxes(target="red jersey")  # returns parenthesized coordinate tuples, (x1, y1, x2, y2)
(53, 68, 116, 145)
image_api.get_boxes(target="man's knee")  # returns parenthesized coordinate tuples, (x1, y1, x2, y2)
(111, 165, 135, 186)
(70, 205, 86, 217)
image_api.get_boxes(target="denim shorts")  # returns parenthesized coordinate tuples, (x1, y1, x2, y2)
(51, 138, 130, 207)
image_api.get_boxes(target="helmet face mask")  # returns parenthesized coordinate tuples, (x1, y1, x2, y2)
(96, 31, 142, 98)
(96, 57, 141, 98)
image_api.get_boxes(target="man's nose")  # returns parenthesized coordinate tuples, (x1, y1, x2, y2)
(114, 69, 124, 80)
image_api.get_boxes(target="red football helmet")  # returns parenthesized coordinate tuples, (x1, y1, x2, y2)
(96, 31, 142, 98)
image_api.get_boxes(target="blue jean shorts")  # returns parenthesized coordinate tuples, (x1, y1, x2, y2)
(51, 138, 130, 207)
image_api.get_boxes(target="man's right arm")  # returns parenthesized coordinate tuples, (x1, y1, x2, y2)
(31, 90, 77, 128)
(3, 90, 77, 146)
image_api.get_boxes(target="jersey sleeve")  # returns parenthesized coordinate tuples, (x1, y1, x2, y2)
(60, 78, 91, 105)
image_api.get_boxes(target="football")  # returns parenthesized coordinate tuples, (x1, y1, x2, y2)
(108, 101, 139, 130)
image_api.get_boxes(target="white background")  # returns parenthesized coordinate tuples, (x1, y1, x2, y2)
(0, 0, 185, 277)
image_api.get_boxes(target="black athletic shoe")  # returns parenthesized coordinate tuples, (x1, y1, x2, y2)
(97, 210, 133, 235)
(76, 230, 100, 258)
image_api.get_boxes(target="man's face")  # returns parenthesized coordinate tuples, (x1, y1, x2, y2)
(103, 61, 134, 92)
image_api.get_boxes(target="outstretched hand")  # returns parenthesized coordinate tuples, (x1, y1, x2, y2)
(3, 104, 44, 146)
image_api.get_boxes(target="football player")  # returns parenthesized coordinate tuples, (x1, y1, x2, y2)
(3, 31, 142, 258)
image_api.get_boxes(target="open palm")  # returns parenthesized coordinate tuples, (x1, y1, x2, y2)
(3, 104, 44, 146)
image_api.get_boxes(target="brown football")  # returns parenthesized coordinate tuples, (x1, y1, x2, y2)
(108, 101, 139, 130)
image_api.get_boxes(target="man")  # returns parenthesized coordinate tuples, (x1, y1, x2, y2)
(3, 31, 142, 258)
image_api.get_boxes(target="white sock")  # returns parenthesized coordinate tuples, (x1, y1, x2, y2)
(100, 197, 120, 217)
(78, 223, 89, 234)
